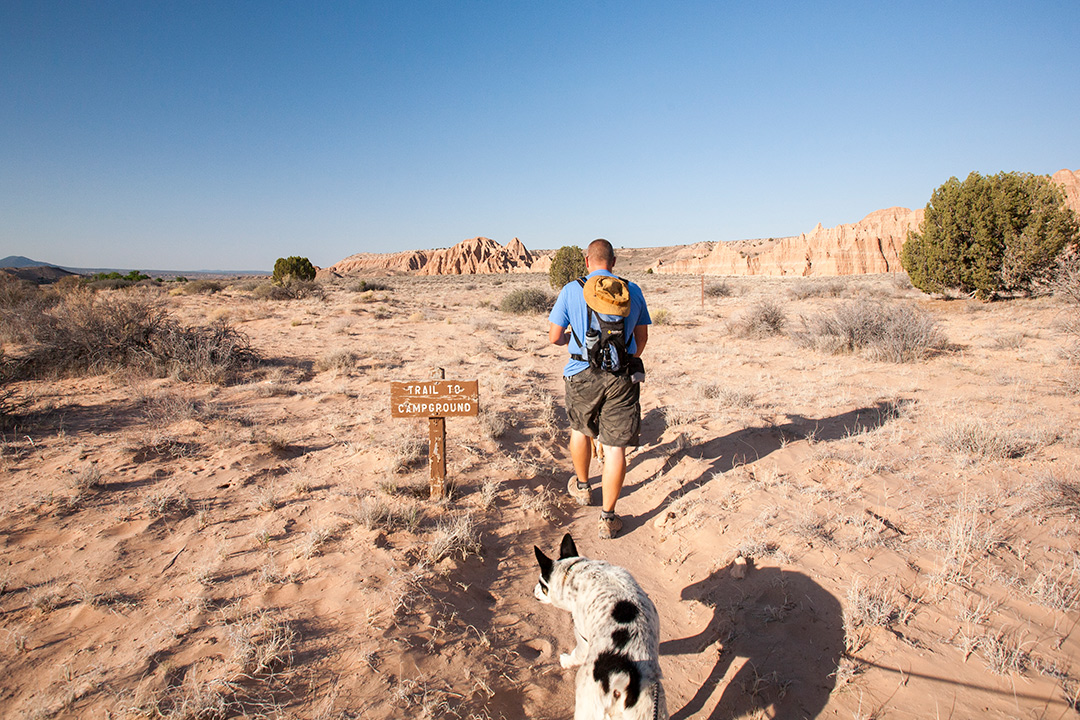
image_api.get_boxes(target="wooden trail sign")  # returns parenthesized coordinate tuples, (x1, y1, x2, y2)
(390, 373, 479, 500)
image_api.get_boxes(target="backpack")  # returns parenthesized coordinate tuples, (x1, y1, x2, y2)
(571, 277, 631, 374)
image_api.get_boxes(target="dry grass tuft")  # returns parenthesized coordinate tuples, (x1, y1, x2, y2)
(1025, 474, 1080, 519)
(979, 628, 1030, 676)
(225, 609, 298, 676)
(349, 494, 422, 533)
(426, 514, 482, 563)
(518, 485, 566, 522)
(144, 487, 193, 518)
(388, 433, 426, 474)
(315, 349, 358, 372)
(937, 419, 1038, 459)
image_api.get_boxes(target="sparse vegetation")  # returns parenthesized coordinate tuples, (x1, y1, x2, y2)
(426, 513, 482, 563)
(730, 298, 786, 337)
(4, 289, 257, 382)
(704, 280, 734, 298)
(2, 269, 1079, 720)
(499, 287, 554, 314)
(170, 279, 223, 295)
(315, 348, 358, 372)
(793, 298, 945, 362)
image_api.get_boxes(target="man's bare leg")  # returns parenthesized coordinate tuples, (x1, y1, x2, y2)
(600, 445, 626, 513)
(569, 429, 593, 484)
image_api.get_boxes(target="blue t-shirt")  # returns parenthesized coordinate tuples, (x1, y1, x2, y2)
(549, 269, 651, 377)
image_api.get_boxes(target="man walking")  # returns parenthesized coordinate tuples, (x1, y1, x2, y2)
(548, 239, 650, 539)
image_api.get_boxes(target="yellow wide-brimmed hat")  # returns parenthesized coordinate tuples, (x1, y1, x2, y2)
(583, 275, 630, 317)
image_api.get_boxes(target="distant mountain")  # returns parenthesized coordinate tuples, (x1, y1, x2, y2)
(0, 255, 56, 269)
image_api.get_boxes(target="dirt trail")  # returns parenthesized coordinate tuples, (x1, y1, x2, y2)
(1, 273, 1078, 719)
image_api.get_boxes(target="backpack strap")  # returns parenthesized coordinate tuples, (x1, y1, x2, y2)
(568, 277, 589, 359)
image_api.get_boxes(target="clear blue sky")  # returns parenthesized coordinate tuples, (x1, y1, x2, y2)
(2, 1, 1078, 271)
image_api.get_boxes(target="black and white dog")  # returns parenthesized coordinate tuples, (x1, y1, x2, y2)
(534, 534, 668, 719)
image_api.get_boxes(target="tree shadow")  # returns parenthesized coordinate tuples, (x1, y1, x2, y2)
(664, 563, 844, 719)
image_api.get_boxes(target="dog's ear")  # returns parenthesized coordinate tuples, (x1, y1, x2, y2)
(534, 546, 553, 582)
(559, 533, 578, 560)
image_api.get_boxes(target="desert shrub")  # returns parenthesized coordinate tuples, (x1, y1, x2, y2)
(251, 282, 292, 300)
(651, 308, 671, 325)
(351, 279, 392, 292)
(902, 171, 1079, 299)
(272, 256, 316, 284)
(12, 290, 256, 382)
(149, 320, 258, 383)
(794, 298, 945, 362)
(500, 287, 554, 315)
(0, 272, 39, 308)
(548, 245, 587, 290)
(788, 278, 847, 299)
(730, 299, 786, 337)
(0, 348, 20, 424)
(1046, 246, 1080, 305)
(90, 270, 150, 283)
(0, 274, 60, 343)
(315, 349, 358, 372)
(704, 280, 733, 298)
(171, 279, 223, 295)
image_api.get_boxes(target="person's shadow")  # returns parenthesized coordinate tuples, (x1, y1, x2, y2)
(663, 563, 843, 719)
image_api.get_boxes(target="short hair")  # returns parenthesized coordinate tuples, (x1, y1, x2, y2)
(587, 238, 615, 266)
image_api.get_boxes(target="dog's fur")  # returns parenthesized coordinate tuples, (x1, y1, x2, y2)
(534, 534, 668, 720)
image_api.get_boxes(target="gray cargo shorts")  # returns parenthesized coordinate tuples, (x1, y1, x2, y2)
(564, 368, 641, 447)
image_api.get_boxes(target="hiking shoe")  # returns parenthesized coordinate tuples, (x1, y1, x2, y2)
(567, 476, 591, 506)
(598, 513, 623, 539)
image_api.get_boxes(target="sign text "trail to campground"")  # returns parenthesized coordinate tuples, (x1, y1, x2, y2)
(390, 380, 480, 418)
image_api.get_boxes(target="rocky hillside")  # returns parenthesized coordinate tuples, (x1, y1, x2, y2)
(322, 237, 534, 277)
(321, 169, 1080, 279)
(654, 168, 1080, 277)
(653, 207, 924, 277)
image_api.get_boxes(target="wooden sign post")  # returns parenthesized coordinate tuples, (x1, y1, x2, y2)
(390, 369, 479, 500)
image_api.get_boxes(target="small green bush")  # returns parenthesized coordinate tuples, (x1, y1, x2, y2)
(273, 256, 316, 284)
(89, 270, 151, 283)
(351, 279, 392, 293)
(549, 246, 587, 290)
(500, 287, 555, 315)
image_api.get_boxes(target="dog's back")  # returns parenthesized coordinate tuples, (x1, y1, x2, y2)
(535, 534, 668, 719)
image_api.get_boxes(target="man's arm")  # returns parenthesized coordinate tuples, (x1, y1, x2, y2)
(632, 325, 648, 357)
(549, 322, 570, 347)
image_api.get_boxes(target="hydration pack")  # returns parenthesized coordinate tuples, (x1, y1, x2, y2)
(573, 277, 630, 374)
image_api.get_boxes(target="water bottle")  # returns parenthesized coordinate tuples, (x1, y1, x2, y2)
(584, 329, 600, 356)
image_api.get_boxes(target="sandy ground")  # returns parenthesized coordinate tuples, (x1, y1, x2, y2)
(1, 272, 1079, 719)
